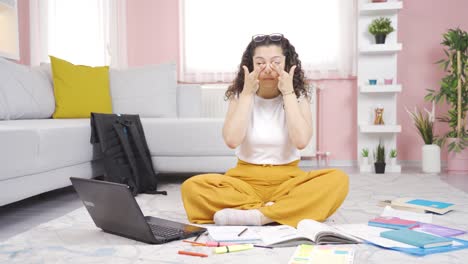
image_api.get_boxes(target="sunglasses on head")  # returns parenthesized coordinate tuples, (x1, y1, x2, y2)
(252, 33, 283, 43)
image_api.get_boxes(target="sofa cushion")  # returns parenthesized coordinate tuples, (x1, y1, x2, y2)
(0, 119, 94, 181)
(0, 57, 55, 120)
(141, 118, 234, 156)
(110, 63, 177, 117)
(50, 56, 112, 118)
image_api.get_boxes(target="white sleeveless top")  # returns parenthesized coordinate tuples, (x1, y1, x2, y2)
(235, 94, 301, 165)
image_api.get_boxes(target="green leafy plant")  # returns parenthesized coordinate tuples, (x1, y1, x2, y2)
(361, 148, 369, 158)
(405, 106, 435, 144)
(373, 142, 386, 163)
(390, 149, 397, 158)
(368, 17, 394, 36)
(425, 27, 468, 152)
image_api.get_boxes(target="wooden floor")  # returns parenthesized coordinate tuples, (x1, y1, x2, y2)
(1, 166, 467, 243)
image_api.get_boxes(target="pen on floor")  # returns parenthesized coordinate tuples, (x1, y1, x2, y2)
(178, 250, 208, 258)
(253, 245, 273, 249)
(237, 227, 248, 237)
(194, 232, 203, 242)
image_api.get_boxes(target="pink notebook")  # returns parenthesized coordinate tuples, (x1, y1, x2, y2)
(368, 217, 419, 229)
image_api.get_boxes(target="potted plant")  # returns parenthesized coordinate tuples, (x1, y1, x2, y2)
(368, 17, 394, 44)
(361, 148, 370, 166)
(425, 27, 468, 173)
(389, 149, 397, 166)
(374, 142, 386, 174)
(406, 103, 441, 173)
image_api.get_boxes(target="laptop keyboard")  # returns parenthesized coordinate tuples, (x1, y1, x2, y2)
(148, 224, 185, 238)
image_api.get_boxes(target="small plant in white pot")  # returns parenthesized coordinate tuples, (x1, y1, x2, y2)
(406, 104, 440, 173)
(361, 148, 370, 166)
(389, 149, 397, 166)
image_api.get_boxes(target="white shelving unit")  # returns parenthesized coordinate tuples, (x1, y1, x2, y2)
(359, 43, 402, 54)
(360, 84, 402, 93)
(0, 0, 20, 60)
(357, 0, 402, 173)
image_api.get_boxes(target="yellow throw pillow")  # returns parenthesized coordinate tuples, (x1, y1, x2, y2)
(50, 56, 112, 118)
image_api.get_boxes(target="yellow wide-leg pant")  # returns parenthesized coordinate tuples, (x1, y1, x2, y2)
(181, 159, 349, 227)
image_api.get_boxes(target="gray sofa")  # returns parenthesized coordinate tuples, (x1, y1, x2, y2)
(0, 58, 236, 206)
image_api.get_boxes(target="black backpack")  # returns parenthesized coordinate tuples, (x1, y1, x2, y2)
(90, 112, 167, 196)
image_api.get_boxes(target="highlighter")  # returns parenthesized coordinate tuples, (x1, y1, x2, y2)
(205, 241, 237, 247)
(214, 244, 254, 254)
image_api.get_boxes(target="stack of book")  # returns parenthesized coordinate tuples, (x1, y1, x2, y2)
(378, 198, 455, 214)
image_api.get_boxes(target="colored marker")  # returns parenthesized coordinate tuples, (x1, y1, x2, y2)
(214, 244, 254, 254)
(178, 250, 208, 258)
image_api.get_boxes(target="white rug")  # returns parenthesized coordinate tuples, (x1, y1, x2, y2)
(1, 172, 468, 264)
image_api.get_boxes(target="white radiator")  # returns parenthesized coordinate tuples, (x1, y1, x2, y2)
(201, 84, 317, 157)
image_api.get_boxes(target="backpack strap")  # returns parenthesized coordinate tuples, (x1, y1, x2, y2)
(113, 121, 140, 195)
(126, 121, 167, 195)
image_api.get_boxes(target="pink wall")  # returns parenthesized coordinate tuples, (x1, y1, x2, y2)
(397, 0, 468, 161)
(126, 0, 179, 66)
(17, 0, 30, 65)
(318, 81, 357, 161)
(16, 0, 468, 162)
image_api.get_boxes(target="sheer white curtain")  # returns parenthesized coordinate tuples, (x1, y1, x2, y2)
(180, 0, 356, 82)
(29, 0, 127, 68)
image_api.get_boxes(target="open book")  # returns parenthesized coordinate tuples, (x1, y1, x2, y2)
(258, 219, 361, 247)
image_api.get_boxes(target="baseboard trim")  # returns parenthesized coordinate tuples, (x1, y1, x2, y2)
(300, 160, 447, 168)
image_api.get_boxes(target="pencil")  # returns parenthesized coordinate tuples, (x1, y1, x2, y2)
(178, 250, 208, 258)
(237, 227, 248, 237)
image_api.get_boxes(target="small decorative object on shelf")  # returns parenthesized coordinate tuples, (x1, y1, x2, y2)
(369, 79, 377, 85)
(374, 142, 386, 174)
(373, 107, 385, 125)
(384, 78, 393, 85)
(361, 148, 370, 165)
(368, 17, 394, 44)
(371, 0, 387, 2)
(389, 149, 397, 166)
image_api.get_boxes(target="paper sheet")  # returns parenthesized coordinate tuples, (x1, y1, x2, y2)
(334, 224, 462, 249)
(206, 226, 261, 243)
(381, 206, 433, 223)
(334, 224, 418, 248)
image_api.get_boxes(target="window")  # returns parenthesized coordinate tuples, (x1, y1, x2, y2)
(30, 0, 127, 68)
(181, 0, 356, 82)
(47, 0, 110, 66)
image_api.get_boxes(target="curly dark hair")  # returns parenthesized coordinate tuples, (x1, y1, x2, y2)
(225, 35, 309, 100)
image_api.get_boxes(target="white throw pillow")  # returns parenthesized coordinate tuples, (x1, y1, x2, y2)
(109, 63, 177, 117)
(0, 58, 55, 120)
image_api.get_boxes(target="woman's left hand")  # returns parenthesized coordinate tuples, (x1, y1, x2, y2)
(271, 64, 296, 95)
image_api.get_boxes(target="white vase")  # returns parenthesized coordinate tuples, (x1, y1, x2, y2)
(422, 144, 441, 173)
(361, 157, 369, 166)
(389, 157, 397, 166)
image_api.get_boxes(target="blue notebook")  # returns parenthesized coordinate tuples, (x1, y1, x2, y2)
(380, 229, 453, 248)
(406, 199, 453, 209)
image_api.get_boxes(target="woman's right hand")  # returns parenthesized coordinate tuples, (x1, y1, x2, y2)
(241, 65, 264, 96)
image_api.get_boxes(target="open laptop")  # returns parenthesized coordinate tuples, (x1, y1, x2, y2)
(70, 177, 206, 244)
